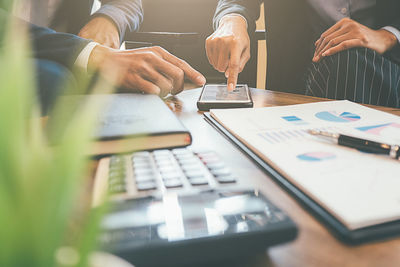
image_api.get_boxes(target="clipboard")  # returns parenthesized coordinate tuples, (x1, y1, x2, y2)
(204, 112, 400, 245)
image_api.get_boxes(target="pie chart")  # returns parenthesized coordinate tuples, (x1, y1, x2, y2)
(297, 152, 336, 162)
(315, 111, 361, 123)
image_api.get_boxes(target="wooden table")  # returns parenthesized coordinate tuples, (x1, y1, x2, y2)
(162, 87, 400, 267)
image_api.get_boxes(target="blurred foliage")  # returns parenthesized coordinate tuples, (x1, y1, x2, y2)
(0, 0, 14, 11)
(0, 4, 107, 267)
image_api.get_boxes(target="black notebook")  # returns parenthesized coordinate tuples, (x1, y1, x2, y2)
(56, 94, 192, 156)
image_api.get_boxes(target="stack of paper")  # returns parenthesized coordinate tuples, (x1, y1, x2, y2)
(210, 100, 400, 230)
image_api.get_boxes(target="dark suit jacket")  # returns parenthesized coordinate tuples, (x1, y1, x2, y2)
(50, 0, 143, 40)
(30, 24, 91, 69)
(214, 0, 400, 94)
(0, 8, 90, 69)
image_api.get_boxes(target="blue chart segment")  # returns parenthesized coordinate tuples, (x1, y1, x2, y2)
(315, 111, 361, 123)
(297, 152, 336, 162)
(282, 116, 308, 125)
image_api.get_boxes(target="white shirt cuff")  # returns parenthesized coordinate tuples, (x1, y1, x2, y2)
(219, 14, 248, 29)
(382, 26, 400, 45)
(74, 42, 99, 72)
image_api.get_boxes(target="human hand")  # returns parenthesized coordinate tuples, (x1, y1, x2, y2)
(78, 17, 120, 49)
(206, 15, 250, 91)
(88, 45, 206, 96)
(313, 18, 397, 62)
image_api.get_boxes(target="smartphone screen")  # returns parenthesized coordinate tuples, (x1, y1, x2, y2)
(199, 84, 251, 103)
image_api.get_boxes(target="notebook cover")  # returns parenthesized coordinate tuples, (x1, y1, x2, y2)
(93, 94, 189, 141)
(54, 94, 191, 154)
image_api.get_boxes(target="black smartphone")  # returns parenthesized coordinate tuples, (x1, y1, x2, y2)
(197, 84, 253, 111)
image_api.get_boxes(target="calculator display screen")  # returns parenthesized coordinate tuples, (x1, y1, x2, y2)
(99, 190, 284, 245)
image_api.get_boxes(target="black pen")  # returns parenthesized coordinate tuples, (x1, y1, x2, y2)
(307, 129, 400, 160)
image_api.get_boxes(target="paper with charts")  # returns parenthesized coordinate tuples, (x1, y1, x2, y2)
(210, 100, 400, 230)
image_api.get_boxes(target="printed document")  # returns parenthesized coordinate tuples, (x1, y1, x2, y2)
(211, 100, 400, 230)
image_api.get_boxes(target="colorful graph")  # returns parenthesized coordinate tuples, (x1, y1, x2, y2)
(297, 152, 336, 162)
(356, 123, 400, 135)
(281, 116, 308, 125)
(315, 111, 361, 123)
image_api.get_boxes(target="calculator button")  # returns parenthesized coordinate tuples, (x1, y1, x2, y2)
(154, 152, 172, 159)
(109, 166, 124, 173)
(159, 166, 177, 173)
(205, 162, 226, 170)
(110, 156, 125, 163)
(136, 181, 157, 191)
(200, 156, 221, 164)
(188, 177, 209, 186)
(177, 158, 199, 166)
(135, 174, 156, 183)
(175, 153, 196, 160)
(109, 169, 125, 178)
(108, 184, 127, 193)
(154, 158, 171, 165)
(161, 171, 181, 180)
(215, 175, 237, 184)
(181, 164, 203, 172)
(156, 159, 174, 167)
(185, 170, 205, 179)
(134, 167, 154, 174)
(109, 160, 125, 167)
(133, 162, 152, 169)
(109, 177, 125, 185)
(211, 168, 231, 177)
(132, 159, 151, 167)
(163, 179, 183, 188)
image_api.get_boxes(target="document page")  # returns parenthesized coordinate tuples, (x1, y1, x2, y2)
(211, 100, 400, 230)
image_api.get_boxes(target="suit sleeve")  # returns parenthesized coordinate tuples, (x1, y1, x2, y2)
(29, 24, 91, 69)
(0, 8, 90, 69)
(213, 0, 261, 32)
(389, 20, 400, 31)
(385, 5, 400, 63)
(93, 0, 143, 39)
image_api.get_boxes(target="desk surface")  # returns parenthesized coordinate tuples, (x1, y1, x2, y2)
(163, 88, 400, 267)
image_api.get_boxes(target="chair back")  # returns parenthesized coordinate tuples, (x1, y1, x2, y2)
(264, 0, 312, 94)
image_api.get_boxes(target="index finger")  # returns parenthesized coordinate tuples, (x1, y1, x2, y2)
(155, 47, 206, 86)
(226, 45, 241, 91)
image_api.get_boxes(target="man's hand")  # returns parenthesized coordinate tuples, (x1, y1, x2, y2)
(206, 16, 250, 91)
(88, 45, 206, 96)
(313, 18, 397, 62)
(78, 17, 120, 49)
